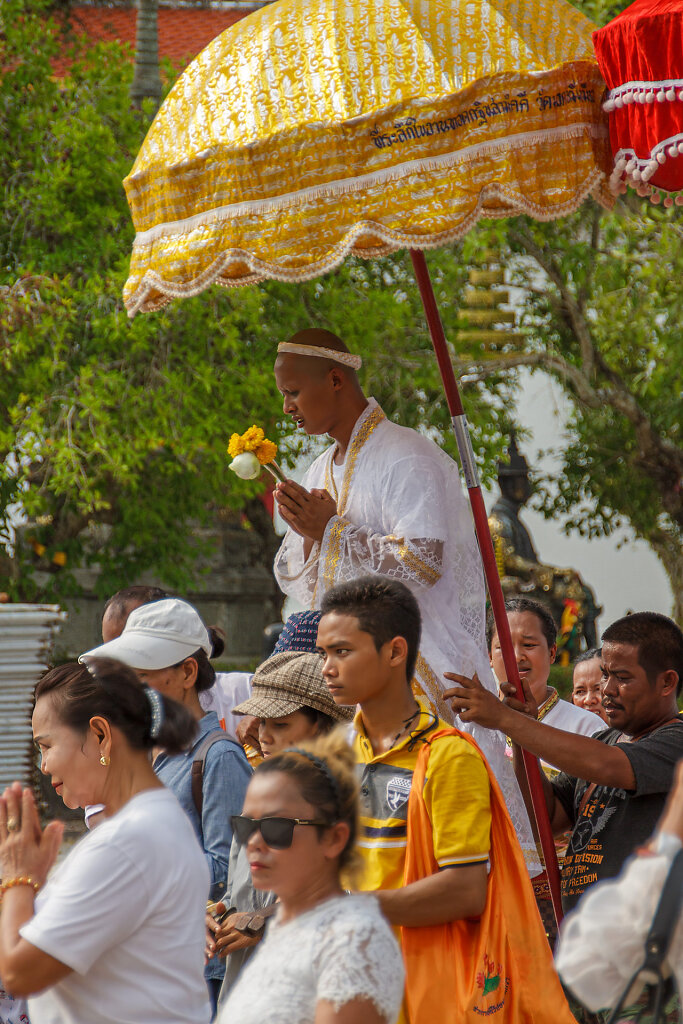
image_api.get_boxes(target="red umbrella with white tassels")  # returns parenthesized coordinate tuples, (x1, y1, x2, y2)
(593, 0, 683, 206)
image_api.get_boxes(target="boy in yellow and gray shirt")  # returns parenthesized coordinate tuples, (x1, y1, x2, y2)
(318, 575, 579, 1024)
(351, 699, 491, 894)
(317, 576, 492, 1021)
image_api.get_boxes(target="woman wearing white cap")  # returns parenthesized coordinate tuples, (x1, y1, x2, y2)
(82, 598, 252, 1015)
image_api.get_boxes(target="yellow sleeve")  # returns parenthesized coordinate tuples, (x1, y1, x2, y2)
(423, 736, 492, 868)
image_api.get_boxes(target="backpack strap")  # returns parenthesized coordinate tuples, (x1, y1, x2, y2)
(191, 730, 232, 819)
(641, 848, 683, 974)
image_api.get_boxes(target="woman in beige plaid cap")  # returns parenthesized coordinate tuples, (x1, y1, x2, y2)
(233, 650, 354, 758)
(208, 651, 354, 1003)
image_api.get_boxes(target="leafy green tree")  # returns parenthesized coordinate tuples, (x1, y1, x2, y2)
(461, 200, 682, 620)
(0, 3, 516, 601)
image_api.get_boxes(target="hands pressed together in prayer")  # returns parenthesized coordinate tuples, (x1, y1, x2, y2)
(443, 671, 539, 727)
(0, 781, 64, 888)
(274, 481, 337, 544)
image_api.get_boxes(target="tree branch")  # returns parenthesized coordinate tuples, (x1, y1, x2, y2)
(506, 222, 682, 516)
(454, 349, 683, 502)
(510, 224, 597, 379)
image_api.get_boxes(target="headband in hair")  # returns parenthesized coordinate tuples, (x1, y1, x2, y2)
(290, 748, 342, 819)
(145, 687, 164, 740)
(277, 342, 362, 370)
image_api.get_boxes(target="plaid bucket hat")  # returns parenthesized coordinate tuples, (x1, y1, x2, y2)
(232, 650, 354, 722)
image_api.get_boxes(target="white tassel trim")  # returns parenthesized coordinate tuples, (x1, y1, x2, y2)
(603, 78, 683, 112)
(131, 122, 608, 250)
(609, 130, 683, 205)
(125, 158, 608, 317)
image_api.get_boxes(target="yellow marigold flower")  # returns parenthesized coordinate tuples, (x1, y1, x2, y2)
(256, 439, 278, 464)
(242, 425, 265, 452)
(227, 433, 245, 458)
(228, 427, 281, 479)
(52, 551, 67, 567)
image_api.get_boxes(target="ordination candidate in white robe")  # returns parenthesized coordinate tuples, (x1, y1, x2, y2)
(274, 390, 539, 873)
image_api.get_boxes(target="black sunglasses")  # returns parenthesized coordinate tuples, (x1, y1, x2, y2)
(231, 814, 329, 850)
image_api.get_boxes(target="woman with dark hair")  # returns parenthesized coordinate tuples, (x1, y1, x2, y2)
(83, 598, 252, 1013)
(208, 651, 354, 1002)
(216, 729, 404, 1024)
(0, 657, 210, 1024)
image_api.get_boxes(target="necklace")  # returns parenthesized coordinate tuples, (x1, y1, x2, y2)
(390, 707, 421, 748)
(359, 706, 422, 757)
(506, 687, 559, 748)
(326, 447, 342, 503)
(537, 688, 560, 722)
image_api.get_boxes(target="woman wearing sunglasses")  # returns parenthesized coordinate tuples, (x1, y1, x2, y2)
(209, 649, 354, 1003)
(215, 729, 404, 1024)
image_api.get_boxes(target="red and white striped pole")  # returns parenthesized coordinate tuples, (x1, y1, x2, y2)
(410, 247, 563, 927)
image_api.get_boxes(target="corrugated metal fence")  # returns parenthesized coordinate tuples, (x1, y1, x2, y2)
(0, 604, 66, 791)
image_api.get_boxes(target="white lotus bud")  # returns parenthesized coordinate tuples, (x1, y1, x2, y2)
(229, 452, 261, 480)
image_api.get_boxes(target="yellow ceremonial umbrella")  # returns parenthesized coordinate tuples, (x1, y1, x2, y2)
(123, 0, 611, 315)
(122, 0, 613, 925)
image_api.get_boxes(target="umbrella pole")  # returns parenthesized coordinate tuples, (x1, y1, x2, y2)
(410, 247, 564, 928)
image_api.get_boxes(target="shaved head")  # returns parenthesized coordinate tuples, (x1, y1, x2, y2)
(284, 328, 350, 354)
(274, 327, 367, 438)
(275, 328, 357, 380)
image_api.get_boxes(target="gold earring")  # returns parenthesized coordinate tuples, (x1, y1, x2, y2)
(100, 755, 110, 767)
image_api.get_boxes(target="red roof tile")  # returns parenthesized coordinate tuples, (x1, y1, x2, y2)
(51, 4, 258, 77)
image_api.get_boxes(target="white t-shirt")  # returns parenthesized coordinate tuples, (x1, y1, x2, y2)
(218, 893, 404, 1024)
(21, 789, 211, 1024)
(199, 672, 253, 742)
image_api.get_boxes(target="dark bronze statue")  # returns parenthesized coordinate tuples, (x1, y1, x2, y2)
(488, 437, 601, 660)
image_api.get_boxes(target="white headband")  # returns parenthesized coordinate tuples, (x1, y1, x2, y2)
(277, 342, 362, 370)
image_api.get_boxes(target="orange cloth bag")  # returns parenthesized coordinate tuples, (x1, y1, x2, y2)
(401, 728, 577, 1024)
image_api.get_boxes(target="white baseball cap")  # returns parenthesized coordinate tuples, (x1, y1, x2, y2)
(81, 598, 212, 670)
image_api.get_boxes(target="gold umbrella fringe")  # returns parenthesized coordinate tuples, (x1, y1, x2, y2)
(131, 122, 609, 250)
(126, 159, 609, 316)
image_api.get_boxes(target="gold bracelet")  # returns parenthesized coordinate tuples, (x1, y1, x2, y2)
(0, 876, 40, 897)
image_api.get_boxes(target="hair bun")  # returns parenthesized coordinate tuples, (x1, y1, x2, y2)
(208, 626, 225, 660)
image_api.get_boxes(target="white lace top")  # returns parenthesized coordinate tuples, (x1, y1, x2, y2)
(216, 893, 404, 1024)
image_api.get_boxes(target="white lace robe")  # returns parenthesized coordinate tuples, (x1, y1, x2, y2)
(216, 894, 404, 1024)
(275, 399, 539, 874)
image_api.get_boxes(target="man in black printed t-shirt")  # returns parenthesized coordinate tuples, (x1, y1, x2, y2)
(443, 611, 683, 912)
